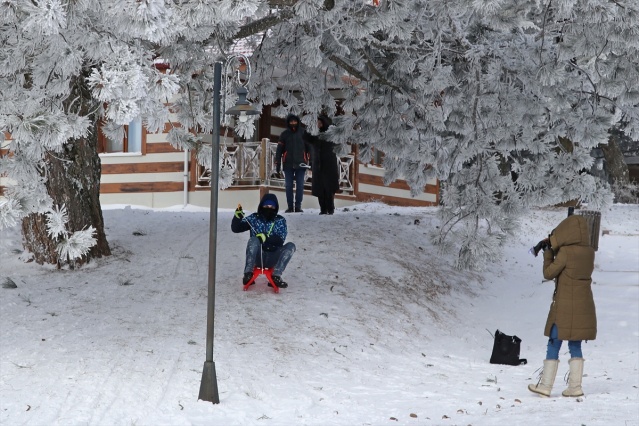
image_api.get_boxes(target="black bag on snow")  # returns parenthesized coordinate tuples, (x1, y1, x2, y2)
(489, 329, 527, 366)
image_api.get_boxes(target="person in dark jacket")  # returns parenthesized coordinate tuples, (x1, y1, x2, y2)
(275, 114, 310, 213)
(305, 115, 340, 215)
(528, 214, 596, 398)
(231, 193, 296, 288)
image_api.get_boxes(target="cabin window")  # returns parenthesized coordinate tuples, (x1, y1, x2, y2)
(98, 117, 146, 154)
(372, 147, 384, 167)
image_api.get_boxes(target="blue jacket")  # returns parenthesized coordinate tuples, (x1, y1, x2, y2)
(231, 194, 287, 252)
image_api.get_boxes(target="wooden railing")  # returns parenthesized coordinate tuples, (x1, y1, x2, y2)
(197, 139, 355, 194)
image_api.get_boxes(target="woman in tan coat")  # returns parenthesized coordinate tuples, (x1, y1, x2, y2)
(528, 214, 596, 398)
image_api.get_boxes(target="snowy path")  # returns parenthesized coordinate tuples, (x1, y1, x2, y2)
(1, 205, 637, 425)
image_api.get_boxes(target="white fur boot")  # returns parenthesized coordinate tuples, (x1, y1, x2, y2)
(528, 359, 559, 397)
(562, 357, 585, 397)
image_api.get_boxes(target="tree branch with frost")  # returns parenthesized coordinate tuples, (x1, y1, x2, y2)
(233, 9, 295, 40)
(45, 205, 97, 266)
(318, 44, 404, 93)
(539, 0, 552, 64)
(235, 1, 401, 91)
(437, 208, 476, 245)
(220, 0, 335, 42)
(269, 0, 335, 10)
(0, 199, 23, 229)
(607, 0, 626, 8)
(226, 0, 337, 41)
(45, 205, 69, 240)
(567, 63, 599, 108)
(56, 227, 97, 265)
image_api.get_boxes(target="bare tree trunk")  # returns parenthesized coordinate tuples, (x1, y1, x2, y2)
(21, 72, 111, 267)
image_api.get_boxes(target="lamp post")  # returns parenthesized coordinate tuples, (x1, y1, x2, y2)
(199, 57, 260, 404)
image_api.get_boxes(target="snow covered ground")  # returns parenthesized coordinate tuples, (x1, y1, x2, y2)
(1, 202, 637, 426)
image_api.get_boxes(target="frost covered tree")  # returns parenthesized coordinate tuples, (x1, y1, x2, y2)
(1, 0, 638, 269)
(0, 0, 263, 266)
(244, 0, 639, 268)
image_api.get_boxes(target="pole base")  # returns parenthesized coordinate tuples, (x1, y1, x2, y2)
(198, 361, 220, 403)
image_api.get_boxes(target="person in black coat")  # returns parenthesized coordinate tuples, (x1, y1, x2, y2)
(306, 115, 340, 215)
(275, 114, 311, 213)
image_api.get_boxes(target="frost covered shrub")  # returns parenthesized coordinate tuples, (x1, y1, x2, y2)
(611, 179, 639, 204)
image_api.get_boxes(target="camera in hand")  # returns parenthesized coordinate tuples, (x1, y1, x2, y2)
(529, 239, 550, 257)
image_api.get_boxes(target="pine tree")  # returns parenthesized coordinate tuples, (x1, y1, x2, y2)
(245, 0, 639, 268)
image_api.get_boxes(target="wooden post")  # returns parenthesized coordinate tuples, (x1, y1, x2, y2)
(260, 138, 268, 183)
(259, 138, 270, 199)
(578, 210, 601, 252)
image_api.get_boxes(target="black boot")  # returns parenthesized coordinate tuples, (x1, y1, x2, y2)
(318, 196, 327, 214)
(317, 196, 328, 214)
(242, 272, 254, 285)
(328, 195, 335, 215)
(269, 275, 288, 288)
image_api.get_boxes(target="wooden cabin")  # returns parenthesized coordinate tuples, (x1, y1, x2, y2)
(97, 105, 439, 210)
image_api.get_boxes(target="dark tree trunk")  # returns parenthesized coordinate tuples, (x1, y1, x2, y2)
(21, 72, 111, 267)
(602, 129, 630, 185)
(21, 136, 111, 266)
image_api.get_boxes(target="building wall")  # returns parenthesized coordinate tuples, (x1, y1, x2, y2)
(356, 164, 438, 206)
(1, 113, 439, 209)
(99, 119, 191, 207)
(626, 157, 639, 183)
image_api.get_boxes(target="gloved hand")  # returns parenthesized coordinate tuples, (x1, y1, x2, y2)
(530, 237, 551, 257)
(234, 204, 245, 219)
(256, 233, 266, 243)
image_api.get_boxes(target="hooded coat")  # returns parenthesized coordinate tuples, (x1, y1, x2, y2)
(543, 215, 597, 341)
(231, 193, 287, 252)
(306, 115, 340, 197)
(275, 114, 310, 170)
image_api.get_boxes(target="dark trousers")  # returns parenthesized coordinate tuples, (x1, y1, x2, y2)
(317, 188, 335, 214)
(284, 167, 306, 209)
(244, 236, 296, 277)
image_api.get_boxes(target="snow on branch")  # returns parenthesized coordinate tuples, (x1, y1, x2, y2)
(45, 205, 97, 265)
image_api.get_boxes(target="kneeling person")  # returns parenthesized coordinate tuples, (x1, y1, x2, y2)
(231, 194, 296, 288)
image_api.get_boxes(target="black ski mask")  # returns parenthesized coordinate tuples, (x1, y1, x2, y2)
(262, 208, 277, 221)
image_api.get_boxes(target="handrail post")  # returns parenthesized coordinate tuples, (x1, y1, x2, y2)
(260, 138, 268, 184)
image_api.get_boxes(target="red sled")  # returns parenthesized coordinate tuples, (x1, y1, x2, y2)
(243, 267, 280, 293)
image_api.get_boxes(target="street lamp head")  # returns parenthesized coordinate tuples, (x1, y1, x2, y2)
(225, 86, 260, 122)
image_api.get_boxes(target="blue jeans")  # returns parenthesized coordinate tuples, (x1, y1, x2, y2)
(546, 324, 583, 359)
(244, 236, 296, 277)
(284, 167, 306, 209)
